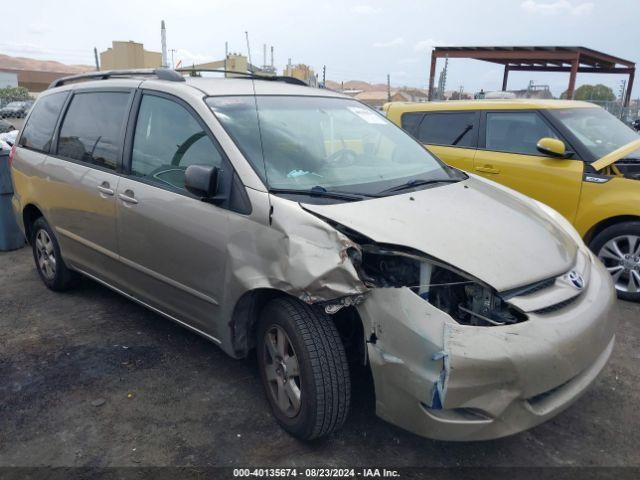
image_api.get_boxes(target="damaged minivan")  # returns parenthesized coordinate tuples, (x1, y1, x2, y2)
(11, 69, 616, 441)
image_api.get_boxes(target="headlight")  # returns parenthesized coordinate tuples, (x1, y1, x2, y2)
(348, 245, 527, 327)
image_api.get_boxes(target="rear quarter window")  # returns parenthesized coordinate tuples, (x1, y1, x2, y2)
(19, 92, 67, 153)
(417, 112, 477, 148)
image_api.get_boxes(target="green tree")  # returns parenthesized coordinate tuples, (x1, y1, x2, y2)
(0, 86, 31, 104)
(560, 84, 616, 101)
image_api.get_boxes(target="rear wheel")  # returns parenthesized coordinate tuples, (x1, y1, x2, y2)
(257, 297, 351, 440)
(31, 217, 77, 291)
(590, 221, 640, 302)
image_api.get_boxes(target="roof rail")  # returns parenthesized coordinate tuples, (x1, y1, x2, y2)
(48, 68, 185, 89)
(175, 68, 310, 87)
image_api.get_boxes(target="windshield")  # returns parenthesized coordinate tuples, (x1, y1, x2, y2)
(549, 107, 640, 160)
(206, 95, 457, 195)
(6, 102, 24, 108)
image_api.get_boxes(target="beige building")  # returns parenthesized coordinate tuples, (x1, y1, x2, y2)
(283, 63, 317, 87)
(100, 41, 162, 70)
(185, 53, 275, 78)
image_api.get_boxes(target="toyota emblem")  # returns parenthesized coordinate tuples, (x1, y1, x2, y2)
(567, 270, 585, 290)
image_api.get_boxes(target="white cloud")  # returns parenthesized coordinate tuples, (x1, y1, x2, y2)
(520, 0, 594, 16)
(398, 58, 420, 64)
(0, 42, 50, 56)
(373, 37, 405, 48)
(175, 48, 211, 66)
(413, 39, 445, 53)
(27, 23, 50, 35)
(350, 5, 382, 15)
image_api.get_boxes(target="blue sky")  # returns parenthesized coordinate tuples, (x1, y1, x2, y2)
(4, 0, 639, 97)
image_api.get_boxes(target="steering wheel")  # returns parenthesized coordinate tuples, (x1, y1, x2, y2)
(326, 148, 358, 166)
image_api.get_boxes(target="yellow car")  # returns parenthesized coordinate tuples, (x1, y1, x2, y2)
(386, 99, 640, 301)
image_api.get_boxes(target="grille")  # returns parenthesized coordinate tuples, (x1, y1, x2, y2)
(531, 294, 580, 315)
(502, 277, 556, 299)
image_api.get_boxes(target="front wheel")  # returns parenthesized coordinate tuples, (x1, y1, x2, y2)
(590, 221, 640, 302)
(257, 297, 351, 440)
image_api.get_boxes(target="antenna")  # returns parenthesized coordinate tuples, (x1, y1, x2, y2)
(161, 20, 168, 68)
(245, 31, 253, 73)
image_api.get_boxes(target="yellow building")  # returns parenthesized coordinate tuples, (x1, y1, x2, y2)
(100, 41, 162, 70)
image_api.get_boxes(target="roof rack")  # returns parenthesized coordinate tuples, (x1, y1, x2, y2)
(175, 68, 310, 87)
(48, 68, 185, 89)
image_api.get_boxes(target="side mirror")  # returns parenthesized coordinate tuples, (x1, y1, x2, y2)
(185, 165, 224, 203)
(537, 137, 570, 158)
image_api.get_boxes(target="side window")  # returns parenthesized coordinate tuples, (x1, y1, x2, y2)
(58, 92, 131, 170)
(131, 95, 223, 191)
(19, 93, 67, 152)
(417, 112, 477, 148)
(485, 112, 558, 156)
(400, 112, 424, 136)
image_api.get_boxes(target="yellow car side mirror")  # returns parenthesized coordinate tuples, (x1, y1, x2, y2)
(537, 137, 568, 158)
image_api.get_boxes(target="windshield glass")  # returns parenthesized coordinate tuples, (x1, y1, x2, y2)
(206, 95, 457, 195)
(549, 107, 640, 160)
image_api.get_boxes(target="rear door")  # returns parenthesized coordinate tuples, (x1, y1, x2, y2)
(44, 89, 134, 281)
(473, 110, 583, 222)
(402, 110, 479, 171)
(115, 91, 232, 337)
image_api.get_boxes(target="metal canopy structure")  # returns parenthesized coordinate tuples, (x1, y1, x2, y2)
(428, 46, 636, 106)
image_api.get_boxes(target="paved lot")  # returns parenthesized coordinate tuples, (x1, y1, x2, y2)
(0, 245, 639, 468)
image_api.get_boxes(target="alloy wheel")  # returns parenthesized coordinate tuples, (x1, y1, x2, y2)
(35, 229, 56, 280)
(598, 234, 640, 293)
(263, 325, 301, 418)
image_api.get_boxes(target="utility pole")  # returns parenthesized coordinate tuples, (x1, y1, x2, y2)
(93, 47, 100, 71)
(224, 41, 228, 73)
(387, 74, 391, 102)
(619, 79, 627, 119)
(322, 65, 326, 88)
(169, 49, 177, 69)
(161, 20, 168, 68)
(245, 31, 253, 73)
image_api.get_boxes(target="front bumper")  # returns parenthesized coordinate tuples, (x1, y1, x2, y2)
(358, 253, 616, 441)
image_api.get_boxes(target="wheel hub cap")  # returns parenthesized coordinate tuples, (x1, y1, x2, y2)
(35, 229, 56, 280)
(598, 234, 640, 293)
(263, 325, 301, 418)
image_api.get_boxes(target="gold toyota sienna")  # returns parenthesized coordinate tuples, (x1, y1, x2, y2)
(10, 69, 616, 441)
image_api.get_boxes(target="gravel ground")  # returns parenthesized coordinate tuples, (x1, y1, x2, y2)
(0, 245, 638, 468)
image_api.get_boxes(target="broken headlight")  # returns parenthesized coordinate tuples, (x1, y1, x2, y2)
(349, 245, 527, 327)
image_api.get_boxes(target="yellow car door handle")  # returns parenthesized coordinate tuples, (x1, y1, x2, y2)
(475, 165, 500, 174)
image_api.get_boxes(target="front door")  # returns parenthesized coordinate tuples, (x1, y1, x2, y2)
(115, 92, 230, 337)
(473, 110, 583, 222)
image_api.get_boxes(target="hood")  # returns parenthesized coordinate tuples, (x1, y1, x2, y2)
(591, 138, 640, 171)
(301, 176, 577, 291)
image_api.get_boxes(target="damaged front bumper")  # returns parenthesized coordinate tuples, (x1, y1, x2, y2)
(359, 252, 616, 441)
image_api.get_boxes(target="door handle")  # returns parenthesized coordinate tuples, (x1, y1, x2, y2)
(475, 165, 500, 174)
(97, 182, 114, 196)
(118, 190, 138, 204)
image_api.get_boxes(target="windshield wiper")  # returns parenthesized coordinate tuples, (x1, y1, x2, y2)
(269, 185, 369, 201)
(378, 178, 460, 195)
(451, 124, 473, 146)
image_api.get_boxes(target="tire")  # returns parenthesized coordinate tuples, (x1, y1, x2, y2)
(31, 217, 78, 291)
(590, 221, 640, 302)
(257, 297, 351, 440)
